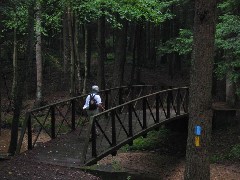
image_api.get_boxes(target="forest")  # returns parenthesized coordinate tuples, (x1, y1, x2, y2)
(0, 0, 240, 179)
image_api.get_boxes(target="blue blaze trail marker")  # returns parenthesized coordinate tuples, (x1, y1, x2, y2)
(195, 125, 201, 136)
(194, 125, 202, 147)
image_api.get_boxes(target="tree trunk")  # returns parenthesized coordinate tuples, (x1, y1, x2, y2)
(226, 72, 236, 107)
(83, 23, 92, 94)
(97, 16, 106, 90)
(0, 44, 2, 135)
(35, 1, 43, 106)
(184, 0, 217, 180)
(136, 23, 144, 84)
(63, 10, 70, 77)
(8, 0, 35, 154)
(74, 18, 81, 94)
(86, 24, 92, 78)
(112, 18, 128, 87)
(68, 7, 76, 96)
(130, 24, 137, 85)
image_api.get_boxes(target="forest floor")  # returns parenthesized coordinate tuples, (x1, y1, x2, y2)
(0, 64, 240, 179)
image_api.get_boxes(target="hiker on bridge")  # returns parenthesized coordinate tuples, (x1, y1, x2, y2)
(83, 85, 105, 117)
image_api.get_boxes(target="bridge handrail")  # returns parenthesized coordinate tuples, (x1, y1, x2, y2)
(82, 86, 189, 165)
(29, 85, 156, 113)
(16, 85, 156, 154)
(94, 87, 189, 116)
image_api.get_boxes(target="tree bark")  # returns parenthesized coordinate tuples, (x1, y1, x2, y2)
(8, 0, 35, 154)
(136, 23, 144, 84)
(83, 23, 92, 94)
(184, 0, 217, 180)
(112, 18, 128, 87)
(130, 23, 137, 85)
(86, 24, 92, 78)
(0, 43, 2, 135)
(226, 71, 236, 107)
(63, 10, 70, 77)
(35, 1, 43, 106)
(74, 18, 81, 94)
(68, 7, 76, 96)
(97, 16, 106, 90)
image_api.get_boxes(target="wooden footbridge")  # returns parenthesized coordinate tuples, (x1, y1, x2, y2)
(16, 85, 189, 167)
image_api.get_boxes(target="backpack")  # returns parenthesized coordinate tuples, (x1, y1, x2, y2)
(88, 94, 98, 110)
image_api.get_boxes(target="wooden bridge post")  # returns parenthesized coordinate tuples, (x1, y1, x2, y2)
(105, 91, 109, 110)
(27, 114, 32, 150)
(143, 98, 147, 127)
(156, 94, 160, 123)
(111, 110, 117, 156)
(186, 88, 189, 113)
(167, 91, 171, 118)
(143, 98, 147, 138)
(71, 100, 76, 130)
(119, 87, 123, 105)
(51, 106, 56, 139)
(92, 118, 97, 157)
(177, 89, 181, 115)
(128, 104, 133, 146)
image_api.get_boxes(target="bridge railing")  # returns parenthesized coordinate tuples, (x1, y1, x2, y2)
(82, 87, 189, 165)
(16, 85, 156, 154)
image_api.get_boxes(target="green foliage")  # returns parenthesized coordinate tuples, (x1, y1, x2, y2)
(210, 154, 225, 163)
(74, 0, 178, 27)
(210, 144, 240, 163)
(217, 0, 240, 14)
(159, 29, 193, 55)
(121, 128, 170, 151)
(1, 1, 29, 33)
(215, 11, 240, 88)
(112, 159, 122, 171)
(228, 144, 240, 159)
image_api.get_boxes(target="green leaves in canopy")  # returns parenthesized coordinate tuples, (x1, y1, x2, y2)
(73, 0, 178, 26)
(215, 14, 240, 83)
(216, 14, 240, 56)
(1, 0, 29, 33)
(158, 29, 193, 55)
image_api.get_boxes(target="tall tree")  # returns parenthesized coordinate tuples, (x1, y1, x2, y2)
(83, 23, 92, 94)
(35, 0, 43, 106)
(97, 15, 106, 90)
(68, 6, 76, 96)
(112, 17, 128, 87)
(184, 0, 217, 179)
(62, 10, 70, 77)
(8, 0, 36, 154)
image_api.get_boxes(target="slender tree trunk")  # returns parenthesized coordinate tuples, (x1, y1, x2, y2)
(8, 27, 18, 154)
(226, 71, 236, 107)
(86, 24, 92, 78)
(8, 0, 35, 154)
(97, 16, 106, 90)
(184, 0, 217, 179)
(11, 28, 17, 96)
(63, 10, 70, 77)
(130, 24, 137, 85)
(83, 23, 92, 94)
(68, 7, 76, 96)
(112, 18, 128, 87)
(35, 1, 43, 106)
(136, 23, 144, 84)
(74, 18, 81, 94)
(0, 44, 2, 135)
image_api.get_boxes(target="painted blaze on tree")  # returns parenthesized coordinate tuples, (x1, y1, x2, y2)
(184, 0, 217, 180)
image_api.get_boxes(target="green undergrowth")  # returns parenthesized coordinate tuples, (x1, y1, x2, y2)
(210, 144, 240, 163)
(121, 127, 171, 152)
(210, 126, 240, 163)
